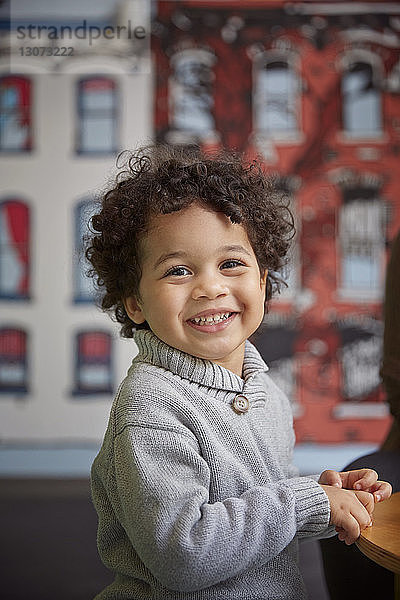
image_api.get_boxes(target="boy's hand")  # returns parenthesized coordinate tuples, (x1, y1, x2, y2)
(319, 468, 392, 503)
(320, 484, 374, 545)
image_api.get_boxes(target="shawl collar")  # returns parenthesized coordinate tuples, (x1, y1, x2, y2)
(133, 330, 268, 393)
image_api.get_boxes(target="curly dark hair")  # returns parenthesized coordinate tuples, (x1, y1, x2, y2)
(86, 144, 295, 338)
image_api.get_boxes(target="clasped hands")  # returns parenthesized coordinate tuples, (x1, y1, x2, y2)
(318, 468, 392, 545)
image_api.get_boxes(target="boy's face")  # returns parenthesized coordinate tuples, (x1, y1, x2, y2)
(124, 203, 267, 377)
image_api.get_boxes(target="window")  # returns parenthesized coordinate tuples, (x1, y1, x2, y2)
(74, 331, 113, 395)
(339, 327, 381, 402)
(339, 187, 385, 295)
(268, 182, 298, 298)
(169, 49, 215, 141)
(254, 59, 299, 139)
(77, 77, 117, 154)
(0, 328, 28, 393)
(342, 62, 382, 138)
(0, 76, 32, 152)
(274, 255, 298, 298)
(0, 199, 30, 299)
(74, 198, 98, 302)
(254, 326, 298, 411)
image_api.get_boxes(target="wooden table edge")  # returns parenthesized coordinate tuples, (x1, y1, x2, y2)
(356, 535, 400, 575)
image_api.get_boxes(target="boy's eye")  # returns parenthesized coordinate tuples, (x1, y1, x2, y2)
(165, 266, 191, 277)
(220, 259, 245, 270)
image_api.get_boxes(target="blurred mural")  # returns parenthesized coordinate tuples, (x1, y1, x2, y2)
(0, 0, 399, 448)
(0, 0, 152, 445)
(152, 0, 400, 443)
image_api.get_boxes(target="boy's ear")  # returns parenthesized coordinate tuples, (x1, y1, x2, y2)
(260, 269, 268, 288)
(124, 296, 146, 325)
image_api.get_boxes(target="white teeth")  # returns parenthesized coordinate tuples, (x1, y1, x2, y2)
(191, 312, 232, 325)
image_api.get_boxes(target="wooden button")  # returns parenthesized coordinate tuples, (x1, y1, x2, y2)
(232, 394, 249, 414)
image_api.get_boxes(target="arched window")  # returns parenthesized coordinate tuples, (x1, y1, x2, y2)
(0, 76, 32, 152)
(73, 331, 113, 395)
(74, 198, 98, 302)
(169, 49, 215, 141)
(254, 58, 299, 138)
(0, 328, 28, 393)
(0, 199, 30, 299)
(77, 77, 118, 154)
(339, 187, 385, 296)
(342, 62, 382, 138)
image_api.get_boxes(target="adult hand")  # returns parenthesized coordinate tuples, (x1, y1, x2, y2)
(319, 468, 392, 503)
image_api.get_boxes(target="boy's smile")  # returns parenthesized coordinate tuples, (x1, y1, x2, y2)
(187, 309, 237, 332)
(124, 203, 267, 377)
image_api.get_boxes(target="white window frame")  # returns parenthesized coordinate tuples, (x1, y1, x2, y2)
(251, 49, 304, 159)
(77, 76, 118, 154)
(73, 198, 99, 303)
(338, 50, 385, 143)
(337, 188, 386, 301)
(167, 48, 217, 145)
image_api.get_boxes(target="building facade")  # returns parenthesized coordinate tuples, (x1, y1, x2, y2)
(153, 0, 400, 443)
(0, 0, 151, 445)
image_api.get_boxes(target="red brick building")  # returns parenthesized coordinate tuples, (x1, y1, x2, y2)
(153, 1, 400, 443)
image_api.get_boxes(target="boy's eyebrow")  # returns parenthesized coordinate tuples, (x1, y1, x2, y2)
(220, 245, 252, 257)
(153, 245, 252, 269)
(153, 251, 188, 269)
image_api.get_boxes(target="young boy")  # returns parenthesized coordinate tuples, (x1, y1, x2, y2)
(87, 144, 391, 599)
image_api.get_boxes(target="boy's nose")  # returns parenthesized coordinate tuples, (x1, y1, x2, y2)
(191, 275, 229, 300)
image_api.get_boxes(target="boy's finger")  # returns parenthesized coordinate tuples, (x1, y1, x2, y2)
(354, 490, 375, 516)
(319, 469, 342, 487)
(372, 481, 392, 502)
(340, 514, 361, 545)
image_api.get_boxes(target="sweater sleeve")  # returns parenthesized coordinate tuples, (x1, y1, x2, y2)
(112, 424, 330, 593)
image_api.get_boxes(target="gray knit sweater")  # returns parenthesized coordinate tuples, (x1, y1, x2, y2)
(91, 330, 331, 599)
